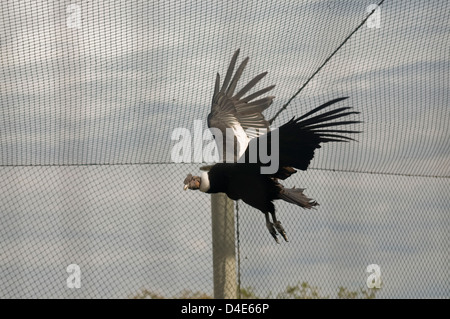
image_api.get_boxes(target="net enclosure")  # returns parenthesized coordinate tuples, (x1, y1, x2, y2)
(1, 0, 449, 298)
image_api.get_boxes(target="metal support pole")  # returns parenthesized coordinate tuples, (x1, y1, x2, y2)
(211, 192, 237, 299)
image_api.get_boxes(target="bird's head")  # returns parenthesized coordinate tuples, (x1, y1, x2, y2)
(183, 166, 212, 192)
(183, 174, 201, 191)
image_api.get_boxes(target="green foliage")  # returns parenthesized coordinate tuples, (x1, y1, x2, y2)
(238, 286, 260, 299)
(275, 281, 328, 299)
(239, 282, 379, 299)
(131, 289, 165, 299)
(337, 286, 377, 299)
(131, 282, 379, 299)
(131, 288, 212, 299)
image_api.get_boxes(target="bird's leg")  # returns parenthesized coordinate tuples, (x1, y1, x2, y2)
(271, 212, 288, 242)
(265, 212, 279, 244)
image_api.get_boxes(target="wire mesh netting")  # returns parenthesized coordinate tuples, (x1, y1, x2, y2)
(1, 1, 449, 298)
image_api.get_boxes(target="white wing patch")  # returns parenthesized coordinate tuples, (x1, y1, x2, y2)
(208, 50, 275, 163)
(216, 121, 251, 163)
(232, 124, 250, 159)
(199, 171, 210, 192)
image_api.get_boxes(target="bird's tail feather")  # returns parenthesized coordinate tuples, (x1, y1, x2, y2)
(279, 186, 319, 209)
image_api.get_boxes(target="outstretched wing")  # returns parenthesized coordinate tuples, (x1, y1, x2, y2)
(208, 49, 275, 162)
(239, 97, 361, 177)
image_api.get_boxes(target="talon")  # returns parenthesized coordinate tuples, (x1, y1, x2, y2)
(274, 221, 289, 242)
(272, 234, 280, 244)
(266, 221, 279, 243)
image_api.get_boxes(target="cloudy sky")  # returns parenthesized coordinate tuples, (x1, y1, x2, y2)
(0, 0, 449, 298)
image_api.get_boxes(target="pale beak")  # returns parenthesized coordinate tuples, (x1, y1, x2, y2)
(183, 184, 189, 191)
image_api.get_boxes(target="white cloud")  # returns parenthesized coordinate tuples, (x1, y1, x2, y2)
(1, 0, 448, 298)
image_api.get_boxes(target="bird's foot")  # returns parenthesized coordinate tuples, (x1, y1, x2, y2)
(274, 221, 288, 242)
(266, 221, 279, 244)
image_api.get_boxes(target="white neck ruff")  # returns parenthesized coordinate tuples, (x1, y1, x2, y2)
(199, 171, 210, 192)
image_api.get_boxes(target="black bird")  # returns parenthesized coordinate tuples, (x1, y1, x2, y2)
(184, 49, 360, 243)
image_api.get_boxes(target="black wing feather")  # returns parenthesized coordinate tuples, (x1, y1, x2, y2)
(239, 97, 361, 172)
(208, 49, 275, 161)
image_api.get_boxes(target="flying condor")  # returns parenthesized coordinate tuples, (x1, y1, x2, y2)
(183, 49, 361, 243)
